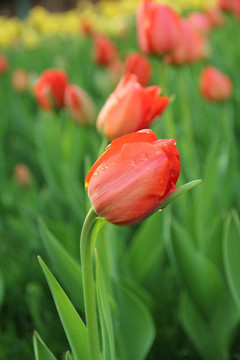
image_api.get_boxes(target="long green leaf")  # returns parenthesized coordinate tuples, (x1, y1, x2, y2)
(38, 257, 89, 360)
(33, 331, 57, 360)
(223, 210, 240, 311)
(38, 218, 84, 309)
(96, 251, 116, 360)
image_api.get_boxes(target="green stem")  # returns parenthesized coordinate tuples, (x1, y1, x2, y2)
(80, 208, 101, 360)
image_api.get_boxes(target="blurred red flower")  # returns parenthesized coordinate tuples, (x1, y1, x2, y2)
(200, 66, 233, 102)
(93, 34, 118, 66)
(124, 52, 152, 86)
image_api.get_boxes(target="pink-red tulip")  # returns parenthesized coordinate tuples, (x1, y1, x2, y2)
(0, 53, 8, 74)
(14, 164, 31, 187)
(137, 0, 181, 56)
(205, 7, 224, 28)
(64, 84, 96, 126)
(85, 129, 181, 225)
(219, 0, 240, 19)
(124, 52, 152, 86)
(199, 66, 233, 102)
(97, 74, 170, 140)
(11, 68, 29, 92)
(34, 69, 68, 110)
(93, 34, 118, 66)
(164, 19, 209, 65)
(187, 11, 212, 35)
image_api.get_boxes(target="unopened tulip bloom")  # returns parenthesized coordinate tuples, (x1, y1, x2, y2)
(200, 66, 232, 102)
(124, 52, 152, 86)
(187, 12, 212, 35)
(205, 7, 224, 28)
(164, 19, 209, 65)
(14, 164, 31, 187)
(97, 74, 170, 140)
(93, 34, 118, 66)
(64, 84, 96, 126)
(137, 0, 181, 56)
(85, 129, 181, 225)
(11, 68, 29, 92)
(34, 69, 68, 110)
(0, 53, 8, 74)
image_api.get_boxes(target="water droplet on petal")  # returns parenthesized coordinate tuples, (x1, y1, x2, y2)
(130, 159, 136, 166)
(94, 171, 98, 176)
(140, 152, 148, 161)
(106, 144, 111, 150)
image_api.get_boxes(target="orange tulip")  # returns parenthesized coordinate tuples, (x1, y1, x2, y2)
(34, 69, 68, 110)
(64, 84, 96, 126)
(124, 52, 152, 86)
(85, 129, 180, 225)
(14, 164, 31, 187)
(0, 53, 8, 74)
(137, 0, 181, 56)
(11, 68, 29, 92)
(93, 34, 118, 66)
(97, 74, 170, 140)
(199, 66, 232, 102)
(164, 19, 209, 65)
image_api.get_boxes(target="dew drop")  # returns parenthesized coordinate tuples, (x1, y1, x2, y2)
(130, 159, 136, 166)
(140, 152, 148, 161)
(155, 150, 161, 155)
(94, 171, 98, 176)
(106, 144, 111, 150)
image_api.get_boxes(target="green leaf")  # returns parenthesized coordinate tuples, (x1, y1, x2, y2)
(38, 218, 84, 310)
(38, 257, 89, 360)
(65, 351, 74, 360)
(223, 210, 240, 311)
(33, 331, 57, 360)
(114, 280, 155, 360)
(128, 211, 165, 283)
(0, 269, 4, 308)
(96, 251, 116, 360)
(172, 220, 225, 318)
(157, 179, 201, 210)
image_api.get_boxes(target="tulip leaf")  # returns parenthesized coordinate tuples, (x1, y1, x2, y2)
(65, 351, 74, 360)
(33, 331, 58, 360)
(172, 220, 225, 318)
(95, 250, 116, 360)
(223, 210, 240, 311)
(157, 179, 201, 210)
(128, 211, 165, 283)
(38, 257, 89, 360)
(0, 269, 4, 308)
(114, 280, 155, 360)
(38, 218, 84, 310)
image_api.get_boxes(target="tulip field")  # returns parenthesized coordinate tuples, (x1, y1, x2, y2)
(1, 0, 240, 359)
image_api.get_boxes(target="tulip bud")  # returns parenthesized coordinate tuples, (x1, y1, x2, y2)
(97, 74, 170, 140)
(85, 129, 181, 225)
(93, 34, 118, 66)
(205, 7, 224, 28)
(164, 19, 210, 65)
(14, 164, 31, 187)
(0, 53, 8, 74)
(137, 0, 181, 56)
(187, 11, 212, 35)
(199, 66, 232, 102)
(124, 52, 152, 86)
(34, 69, 68, 110)
(64, 84, 96, 126)
(11, 68, 29, 93)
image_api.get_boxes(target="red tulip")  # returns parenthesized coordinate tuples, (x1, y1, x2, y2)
(205, 7, 224, 28)
(34, 69, 68, 110)
(85, 129, 181, 225)
(11, 68, 29, 92)
(164, 19, 209, 65)
(137, 0, 181, 56)
(93, 34, 118, 66)
(0, 53, 8, 74)
(14, 164, 31, 187)
(199, 66, 232, 102)
(97, 74, 170, 140)
(64, 84, 96, 126)
(187, 12, 212, 35)
(124, 52, 152, 86)
(219, 0, 240, 19)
